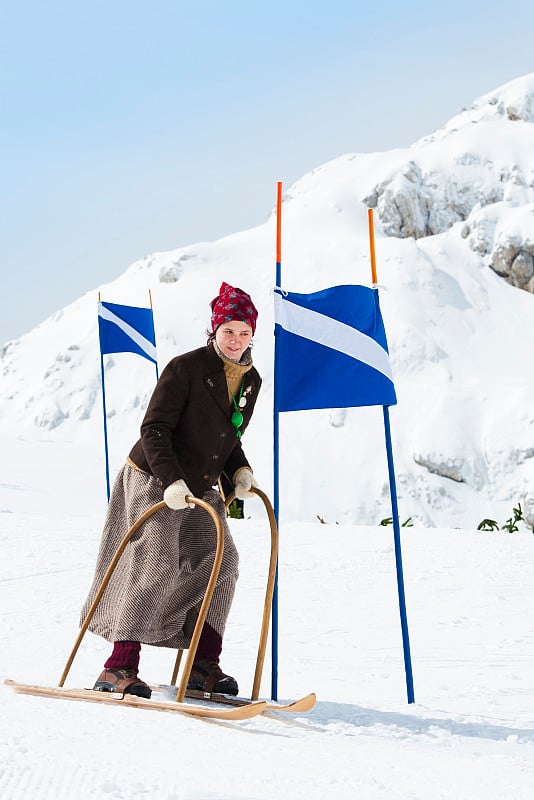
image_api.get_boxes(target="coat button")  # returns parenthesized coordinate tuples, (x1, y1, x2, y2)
(212, 454, 219, 461)
(203, 473, 210, 480)
(219, 432, 227, 438)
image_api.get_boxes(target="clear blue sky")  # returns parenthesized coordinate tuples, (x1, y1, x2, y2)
(2, 0, 534, 344)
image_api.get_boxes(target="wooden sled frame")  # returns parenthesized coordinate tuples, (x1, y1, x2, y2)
(59, 486, 278, 704)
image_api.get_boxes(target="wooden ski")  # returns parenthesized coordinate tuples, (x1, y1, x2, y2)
(4, 679, 267, 721)
(265, 692, 316, 713)
(163, 686, 316, 713)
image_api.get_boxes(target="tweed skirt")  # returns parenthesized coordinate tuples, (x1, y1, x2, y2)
(80, 464, 239, 648)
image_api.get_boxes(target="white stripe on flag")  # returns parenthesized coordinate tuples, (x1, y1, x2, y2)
(98, 304, 157, 362)
(274, 293, 393, 381)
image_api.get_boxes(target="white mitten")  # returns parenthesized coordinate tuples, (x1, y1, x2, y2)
(233, 467, 258, 500)
(163, 479, 194, 510)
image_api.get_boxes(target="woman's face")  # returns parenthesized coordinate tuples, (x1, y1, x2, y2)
(215, 320, 253, 360)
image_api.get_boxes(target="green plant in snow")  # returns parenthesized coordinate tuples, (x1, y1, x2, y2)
(379, 516, 414, 527)
(501, 503, 523, 533)
(227, 499, 243, 519)
(477, 518, 500, 531)
(477, 503, 525, 532)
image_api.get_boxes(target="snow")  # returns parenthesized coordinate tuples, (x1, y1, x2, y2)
(1, 74, 534, 797)
(1, 433, 533, 799)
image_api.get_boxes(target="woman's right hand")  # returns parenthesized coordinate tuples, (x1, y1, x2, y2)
(163, 479, 195, 509)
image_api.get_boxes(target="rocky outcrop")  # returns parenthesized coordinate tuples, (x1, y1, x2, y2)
(491, 241, 534, 292)
(461, 204, 534, 293)
(413, 451, 488, 491)
(414, 452, 466, 483)
(363, 159, 506, 241)
(159, 252, 197, 283)
(363, 76, 534, 294)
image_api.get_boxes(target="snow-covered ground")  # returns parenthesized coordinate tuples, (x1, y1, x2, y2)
(1, 433, 533, 799)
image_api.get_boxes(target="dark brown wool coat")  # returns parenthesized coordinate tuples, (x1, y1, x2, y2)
(129, 343, 262, 495)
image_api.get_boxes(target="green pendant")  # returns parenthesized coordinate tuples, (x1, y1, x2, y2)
(231, 409, 244, 428)
(230, 380, 245, 438)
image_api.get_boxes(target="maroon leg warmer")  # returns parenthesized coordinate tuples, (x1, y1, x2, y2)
(194, 623, 223, 663)
(104, 640, 141, 670)
(103, 626, 221, 670)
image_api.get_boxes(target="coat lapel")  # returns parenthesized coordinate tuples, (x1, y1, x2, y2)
(204, 370, 231, 416)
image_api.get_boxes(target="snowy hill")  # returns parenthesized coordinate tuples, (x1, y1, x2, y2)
(1, 74, 534, 530)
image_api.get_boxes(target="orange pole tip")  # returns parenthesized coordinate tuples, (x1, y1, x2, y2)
(276, 182, 282, 264)
(368, 208, 378, 285)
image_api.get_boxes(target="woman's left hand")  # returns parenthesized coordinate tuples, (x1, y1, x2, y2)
(233, 467, 258, 500)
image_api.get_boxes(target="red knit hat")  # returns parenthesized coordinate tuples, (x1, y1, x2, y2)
(210, 282, 258, 334)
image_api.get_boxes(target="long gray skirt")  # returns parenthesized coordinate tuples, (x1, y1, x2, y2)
(80, 464, 239, 648)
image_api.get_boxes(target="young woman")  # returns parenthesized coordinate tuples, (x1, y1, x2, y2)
(81, 282, 261, 699)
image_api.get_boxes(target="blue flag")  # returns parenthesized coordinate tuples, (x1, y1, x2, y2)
(98, 301, 157, 364)
(274, 285, 396, 412)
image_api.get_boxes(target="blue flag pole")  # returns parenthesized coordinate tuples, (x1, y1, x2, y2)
(383, 405, 415, 703)
(149, 289, 159, 381)
(99, 345, 111, 502)
(368, 209, 415, 703)
(271, 181, 283, 701)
